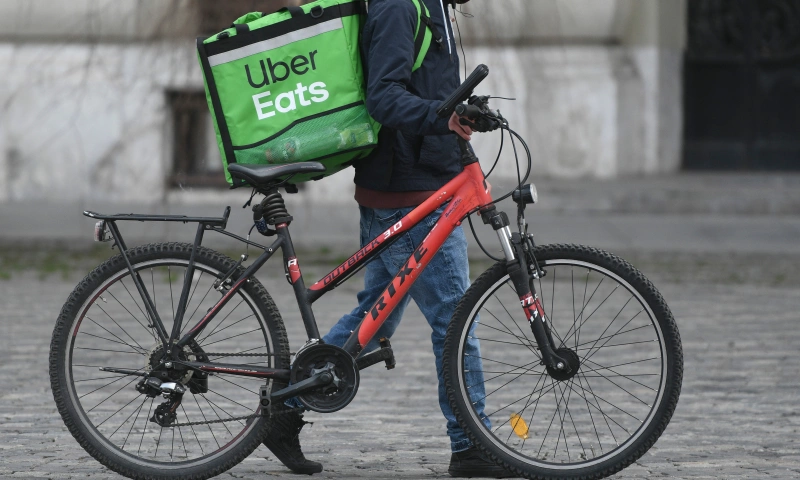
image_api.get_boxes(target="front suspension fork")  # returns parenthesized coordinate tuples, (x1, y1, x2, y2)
(481, 206, 569, 373)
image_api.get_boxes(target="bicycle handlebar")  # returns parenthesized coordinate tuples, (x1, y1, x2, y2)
(436, 64, 489, 118)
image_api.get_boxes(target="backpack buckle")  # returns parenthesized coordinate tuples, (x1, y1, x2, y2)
(310, 5, 324, 18)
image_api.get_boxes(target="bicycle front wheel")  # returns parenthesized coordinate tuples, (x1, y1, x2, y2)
(49, 243, 290, 480)
(444, 244, 682, 479)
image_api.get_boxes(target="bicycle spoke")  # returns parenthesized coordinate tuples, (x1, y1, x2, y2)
(572, 324, 651, 350)
(169, 266, 176, 327)
(477, 364, 544, 385)
(581, 310, 644, 366)
(580, 359, 658, 399)
(75, 347, 143, 355)
(578, 363, 653, 407)
(561, 283, 618, 348)
(499, 369, 550, 445)
(85, 375, 143, 410)
(197, 308, 251, 345)
(192, 395, 220, 449)
(80, 367, 145, 400)
(138, 398, 155, 456)
(570, 376, 639, 427)
(494, 292, 543, 358)
(119, 280, 159, 344)
(212, 374, 260, 396)
(576, 338, 658, 354)
(486, 376, 555, 419)
(476, 362, 544, 405)
(182, 280, 216, 336)
(561, 381, 589, 460)
(559, 276, 606, 347)
(80, 329, 147, 356)
(537, 378, 562, 458)
(200, 395, 235, 436)
(122, 397, 147, 450)
(181, 404, 205, 455)
(468, 353, 540, 373)
(478, 314, 541, 360)
(202, 394, 248, 429)
(552, 380, 572, 460)
(155, 423, 164, 458)
(182, 271, 205, 329)
(103, 394, 147, 433)
(94, 305, 148, 352)
(204, 387, 256, 412)
(568, 376, 624, 444)
(200, 328, 262, 348)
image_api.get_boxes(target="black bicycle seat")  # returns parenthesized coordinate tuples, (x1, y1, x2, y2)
(227, 162, 326, 187)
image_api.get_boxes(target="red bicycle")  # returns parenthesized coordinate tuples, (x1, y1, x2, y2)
(49, 66, 682, 480)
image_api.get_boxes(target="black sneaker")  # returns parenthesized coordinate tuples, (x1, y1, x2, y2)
(263, 410, 323, 475)
(448, 446, 516, 478)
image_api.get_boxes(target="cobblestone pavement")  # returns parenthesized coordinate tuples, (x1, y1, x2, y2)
(1, 251, 799, 479)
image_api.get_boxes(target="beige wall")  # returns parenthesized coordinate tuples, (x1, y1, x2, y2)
(0, 0, 690, 207)
(0, 0, 198, 41)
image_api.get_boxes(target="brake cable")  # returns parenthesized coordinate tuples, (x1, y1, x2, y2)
(465, 100, 534, 262)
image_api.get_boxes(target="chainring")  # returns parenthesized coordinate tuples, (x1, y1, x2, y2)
(290, 344, 359, 413)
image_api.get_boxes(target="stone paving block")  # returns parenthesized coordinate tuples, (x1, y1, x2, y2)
(1, 255, 799, 479)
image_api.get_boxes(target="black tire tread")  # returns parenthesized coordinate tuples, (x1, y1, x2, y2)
(443, 244, 683, 480)
(49, 242, 290, 480)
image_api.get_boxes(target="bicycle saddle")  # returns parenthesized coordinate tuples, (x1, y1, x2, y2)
(227, 162, 326, 187)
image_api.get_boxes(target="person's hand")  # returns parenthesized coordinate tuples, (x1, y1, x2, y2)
(449, 112, 473, 141)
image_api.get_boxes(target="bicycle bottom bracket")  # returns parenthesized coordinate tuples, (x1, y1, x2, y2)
(290, 344, 359, 413)
(546, 347, 581, 382)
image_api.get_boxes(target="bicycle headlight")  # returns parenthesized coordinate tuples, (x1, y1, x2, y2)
(512, 183, 538, 205)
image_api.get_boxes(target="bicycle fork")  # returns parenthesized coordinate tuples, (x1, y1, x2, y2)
(480, 206, 570, 373)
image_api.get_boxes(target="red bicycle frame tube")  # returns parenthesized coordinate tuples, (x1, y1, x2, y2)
(338, 162, 493, 357)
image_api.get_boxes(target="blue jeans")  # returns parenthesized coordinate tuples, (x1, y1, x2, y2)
(323, 205, 490, 452)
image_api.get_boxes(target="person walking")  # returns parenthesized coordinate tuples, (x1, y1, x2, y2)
(264, 1, 510, 477)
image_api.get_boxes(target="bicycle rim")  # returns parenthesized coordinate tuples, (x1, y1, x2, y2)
(456, 257, 669, 471)
(61, 257, 276, 470)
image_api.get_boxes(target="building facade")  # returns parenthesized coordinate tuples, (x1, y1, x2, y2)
(4, 0, 793, 211)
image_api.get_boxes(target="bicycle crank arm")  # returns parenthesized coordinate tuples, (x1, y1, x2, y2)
(269, 372, 334, 403)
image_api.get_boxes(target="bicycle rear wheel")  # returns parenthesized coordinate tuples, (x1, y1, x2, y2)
(49, 243, 290, 480)
(444, 244, 682, 479)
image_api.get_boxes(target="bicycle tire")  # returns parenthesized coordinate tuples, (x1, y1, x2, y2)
(49, 242, 290, 480)
(443, 244, 682, 479)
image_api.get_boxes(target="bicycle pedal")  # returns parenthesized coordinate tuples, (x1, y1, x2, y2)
(355, 339, 395, 371)
(380, 338, 396, 370)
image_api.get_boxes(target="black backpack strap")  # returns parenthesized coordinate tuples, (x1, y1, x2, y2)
(418, 12, 444, 50)
(278, 6, 305, 18)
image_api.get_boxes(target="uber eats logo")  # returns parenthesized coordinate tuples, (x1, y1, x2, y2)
(245, 50, 329, 120)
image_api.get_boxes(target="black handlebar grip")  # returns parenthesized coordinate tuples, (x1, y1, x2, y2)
(436, 64, 489, 118)
(455, 103, 483, 119)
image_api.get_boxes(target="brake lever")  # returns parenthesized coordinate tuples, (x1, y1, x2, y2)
(459, 117, 479, 130)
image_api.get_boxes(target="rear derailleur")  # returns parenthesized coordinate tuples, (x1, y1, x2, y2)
(136, 377, 186, 427)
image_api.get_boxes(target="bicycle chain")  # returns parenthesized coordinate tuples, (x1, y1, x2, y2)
(202, 352, 289, 358)
(168, 406, 304, 427)
(163, 351, 297, 427)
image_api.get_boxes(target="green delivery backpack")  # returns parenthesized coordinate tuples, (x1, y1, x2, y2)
(197, 0, 439, 185)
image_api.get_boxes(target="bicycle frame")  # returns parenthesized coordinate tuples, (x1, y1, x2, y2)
(84, 155, 560, 390)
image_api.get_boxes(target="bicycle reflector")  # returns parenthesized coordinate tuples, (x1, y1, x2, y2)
(509, 413, 530, 439)
(93, 220, 110, 242)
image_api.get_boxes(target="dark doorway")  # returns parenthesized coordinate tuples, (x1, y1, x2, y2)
(684, 0, 800, 170)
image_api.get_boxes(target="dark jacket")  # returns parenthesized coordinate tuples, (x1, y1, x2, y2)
(354, 0, 463, 192)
